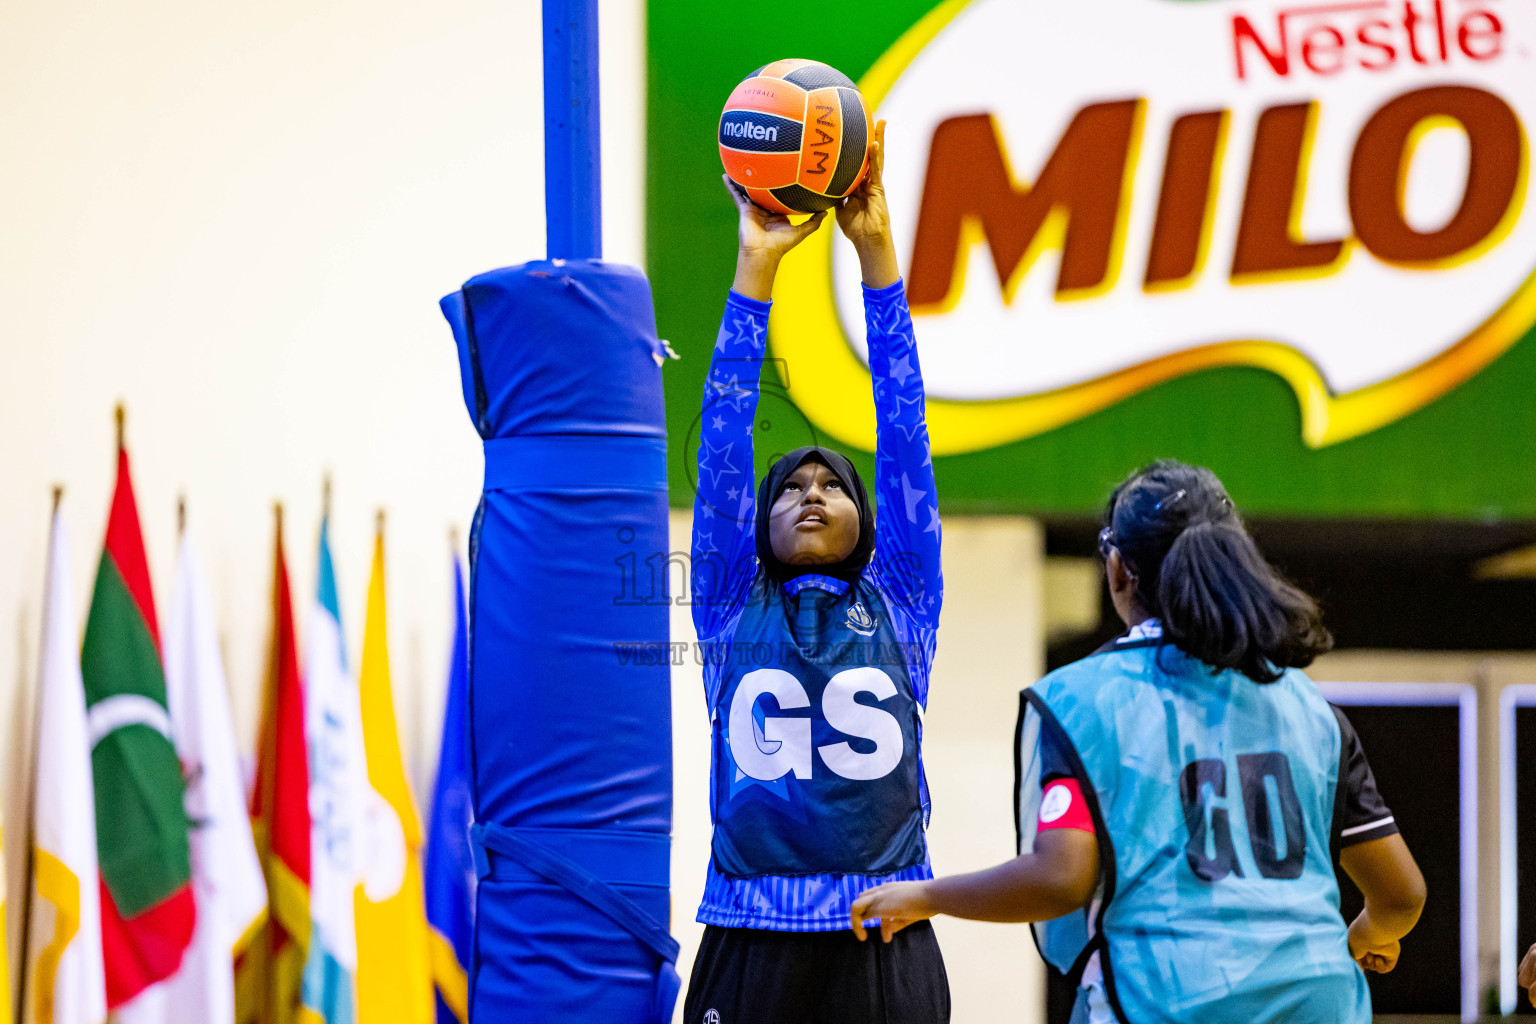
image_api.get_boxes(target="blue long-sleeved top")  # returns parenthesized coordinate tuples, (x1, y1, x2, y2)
(690, 280, 943, 930)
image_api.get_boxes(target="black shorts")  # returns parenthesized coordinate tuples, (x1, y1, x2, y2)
(681, 922, 951, 1024)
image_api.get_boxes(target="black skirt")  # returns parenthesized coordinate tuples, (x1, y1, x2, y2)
(682, 921, 951, 1024)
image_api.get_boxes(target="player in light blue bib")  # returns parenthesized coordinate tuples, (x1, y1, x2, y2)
(853, 461, 1427, 1024)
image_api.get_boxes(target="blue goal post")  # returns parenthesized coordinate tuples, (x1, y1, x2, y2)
(542, 0, 601, 260)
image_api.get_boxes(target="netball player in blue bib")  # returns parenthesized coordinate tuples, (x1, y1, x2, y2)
(682, 122, 949, 1023)
(852, 461, 1426, 1024)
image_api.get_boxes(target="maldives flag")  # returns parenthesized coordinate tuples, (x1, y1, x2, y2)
(80, 442, 196, 1006)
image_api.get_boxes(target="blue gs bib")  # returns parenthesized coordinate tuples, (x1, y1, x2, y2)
(710, 580, 926, 878)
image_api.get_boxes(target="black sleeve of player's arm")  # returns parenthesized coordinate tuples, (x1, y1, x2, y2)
(1040, 715, 1077, 785)
(1329, 704, 1400, 859)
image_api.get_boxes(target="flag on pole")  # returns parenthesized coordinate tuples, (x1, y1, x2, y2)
(238, 510, 311, 1024)
(25, 499, 108, 1024)
(354, 521, 434, 1024)
(1, 802, 11, 1024)
(301, 514, 367, 1024)
(117, 530, 268, 1024)
(424, 550, 473, 1024)
(81, 437, 196, 1007)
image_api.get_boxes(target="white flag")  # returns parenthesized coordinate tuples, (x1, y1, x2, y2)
(25, 506, 108, 1024)
(116, 534, 267, 1024)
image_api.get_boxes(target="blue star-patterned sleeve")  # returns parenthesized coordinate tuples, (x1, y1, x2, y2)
(691, 289, 769, 641)
(865, 280, 942, 631)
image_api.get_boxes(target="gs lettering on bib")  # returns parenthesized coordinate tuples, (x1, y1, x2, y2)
(710, 582, 926, 878)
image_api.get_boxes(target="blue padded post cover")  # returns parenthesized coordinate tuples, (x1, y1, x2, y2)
(440, 259, 674, 1022)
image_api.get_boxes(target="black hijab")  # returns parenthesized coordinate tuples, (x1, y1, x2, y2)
(754, 446, 875, 585)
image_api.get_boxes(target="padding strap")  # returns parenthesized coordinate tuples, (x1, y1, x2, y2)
(483, 436, 667, 492)
(470, 822, 680, 1023)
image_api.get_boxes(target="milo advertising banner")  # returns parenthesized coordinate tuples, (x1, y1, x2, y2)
(648, 0, 1536, 518)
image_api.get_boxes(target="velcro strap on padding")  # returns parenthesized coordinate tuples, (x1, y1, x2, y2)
(483, 436, 667, 492)
(469, 822, 680, 1023)
(469, 822, 679, 965)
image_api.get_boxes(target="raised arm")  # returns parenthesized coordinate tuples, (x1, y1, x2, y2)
(837, 122, 942, 630)
(865, 283, 939, 627)
(691, 179, 826, 639)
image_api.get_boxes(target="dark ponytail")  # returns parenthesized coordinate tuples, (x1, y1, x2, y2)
(1104, 460, 1332, 682)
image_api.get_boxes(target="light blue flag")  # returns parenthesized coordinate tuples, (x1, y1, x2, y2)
(425, 552, 474, 1024)
(301, 517, 367, 1023)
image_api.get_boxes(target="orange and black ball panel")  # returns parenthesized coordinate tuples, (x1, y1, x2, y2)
(720, 58, 871, 214)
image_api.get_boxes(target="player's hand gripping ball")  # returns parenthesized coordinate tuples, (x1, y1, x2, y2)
(719, 59, 872, 215)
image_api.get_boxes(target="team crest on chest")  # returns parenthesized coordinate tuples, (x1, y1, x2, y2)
(844, 601, 877, 636)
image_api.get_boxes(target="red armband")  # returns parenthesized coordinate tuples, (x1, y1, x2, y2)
(1037, 778, 1095, 835)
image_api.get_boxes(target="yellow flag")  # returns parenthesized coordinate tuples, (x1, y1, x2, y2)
(354, 526, 434, 1024)
(1, 819, 12, 1024)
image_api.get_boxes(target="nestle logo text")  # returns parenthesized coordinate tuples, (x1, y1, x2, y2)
(1232, 1, 1506, 80)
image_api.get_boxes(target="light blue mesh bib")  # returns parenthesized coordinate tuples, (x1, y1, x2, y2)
(1017, 642, 1371, 1024)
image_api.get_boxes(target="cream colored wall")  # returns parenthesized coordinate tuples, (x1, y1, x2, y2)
(0, 0, 645, 996)
(667, 512, 1048, 1023)
(1309, 650, 1536, 1004)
